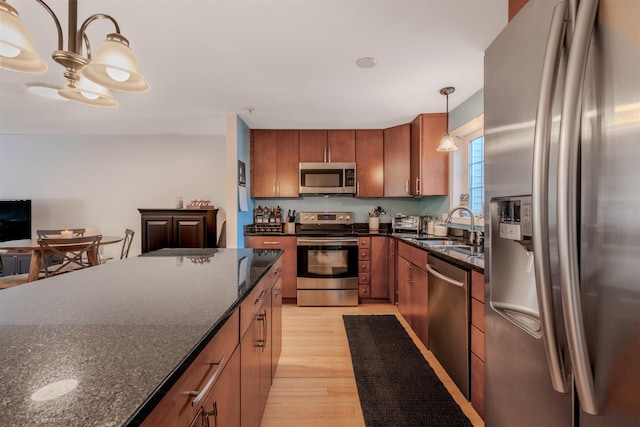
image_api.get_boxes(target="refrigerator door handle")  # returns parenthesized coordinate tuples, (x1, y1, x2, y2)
(532, 0, 570, 394)
(557, 0, 599, 415)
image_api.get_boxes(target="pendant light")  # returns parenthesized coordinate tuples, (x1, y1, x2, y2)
(437, 86, 458, 152)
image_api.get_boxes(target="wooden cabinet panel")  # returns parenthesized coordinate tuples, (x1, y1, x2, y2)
(471, 270, 485, 302)
(355, 129, 384, 198)
(271, 277, 283, 379)
(358, 236, 371, 248)
(397, 241, 428, 270)
(471, 298, 485, 332)
(388, 238, 397, 304)
(471, 353, 485, 419)
(397, 253, 428, 348)
(358, 273, 370, 285)
(471, 325, 485, 361)
(250, 130, 299, 198)
(241, 314, 261, 427)
(358, 249, 370, 261)
(383, 123, 411, 197)
(250, 130, 278, 198)
(509, 0, 529, 21)
(359, 285, 371, 298)
(193, 348, 241, 427)
(244, 238, 296, 300)
(299, 130, 328, 162)
(410, 114, 448, 197)
(275, 130, 300, 198)
(358, 261, 370, 273)
(327, 129, 355, 162)
(174, 217, 204, 248)
(370, 236, 388, 299)
(144, 217, 172, 253)
(141, 310, 239, 427)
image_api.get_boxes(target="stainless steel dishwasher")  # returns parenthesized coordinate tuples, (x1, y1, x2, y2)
(426, 255, 470, 399)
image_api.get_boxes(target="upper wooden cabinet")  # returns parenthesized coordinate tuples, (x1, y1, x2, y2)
(410, 113, 448, 197)
(299, 129, 355, 163)
(383, 123, 411, 197)
(355, 129, 384, 198)
(251, 130, 299, 198)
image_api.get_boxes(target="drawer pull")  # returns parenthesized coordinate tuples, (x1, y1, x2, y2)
(187, 355, 225, 407)
(203, 400, 218, 427)
(255, 289, 268, 304)
(263, 241, 281, 245)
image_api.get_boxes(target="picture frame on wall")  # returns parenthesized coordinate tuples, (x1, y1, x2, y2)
(238, 160, 246, 187)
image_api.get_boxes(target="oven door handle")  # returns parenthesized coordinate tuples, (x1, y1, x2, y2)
(297, 238, 359, 246)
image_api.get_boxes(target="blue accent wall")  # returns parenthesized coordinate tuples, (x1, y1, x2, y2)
(236, 117, 253, 247)
(449, 88, 484, 131)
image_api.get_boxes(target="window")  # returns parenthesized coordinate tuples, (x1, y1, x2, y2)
(449, 115, 484, 226)
(468, 135, 484, 214)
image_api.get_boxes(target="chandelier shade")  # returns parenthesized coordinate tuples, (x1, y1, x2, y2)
(81, 33, 149, 93)
(0, 1, 47, 73)
(58, 74, 118, 108)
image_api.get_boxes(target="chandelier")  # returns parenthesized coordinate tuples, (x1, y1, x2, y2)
(0, 0, 149, 107)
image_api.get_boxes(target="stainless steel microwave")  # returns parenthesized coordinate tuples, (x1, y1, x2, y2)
(299, 162, 357, 195)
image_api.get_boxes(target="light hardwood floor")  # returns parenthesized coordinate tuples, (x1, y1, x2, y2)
(261, 303, 484, 427)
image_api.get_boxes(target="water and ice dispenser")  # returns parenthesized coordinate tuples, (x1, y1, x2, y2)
(490, 196, 542, 338)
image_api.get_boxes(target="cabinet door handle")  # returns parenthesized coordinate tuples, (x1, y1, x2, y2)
(415, 177, 420, 195)
(203, 400, 218, 427)
(356, 182, 360, 197)
(408, 264, 413, 284)
(255, 289, 268, 304)
(405, 179, 409, 194)
(188, 355, 225, 407)
(262, 309, 268, 352)
(327, 146, 331, 163)
(323, 146, 327, 163)
(263, 241, 281, 245)
(273, 181, 277, 197)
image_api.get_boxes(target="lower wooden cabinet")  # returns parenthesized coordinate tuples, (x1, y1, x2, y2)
(141, 310, 240, 427)
(396, 241, 429, 347)
(244, 236, 297, 301)
(143, 258, 283, 427)
(470, 270, 485, 419)
(358, 236, 390, 301)
(139, 208, 219, 253)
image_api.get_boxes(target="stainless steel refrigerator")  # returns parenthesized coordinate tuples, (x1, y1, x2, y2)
(484, 0, 640, 426)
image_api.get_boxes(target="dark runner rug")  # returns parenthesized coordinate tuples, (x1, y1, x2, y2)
(343, 314, 473, 427)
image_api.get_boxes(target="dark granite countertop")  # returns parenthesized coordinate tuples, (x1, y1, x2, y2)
(0, 248, 282, 427)
(396, 236, 484, 272)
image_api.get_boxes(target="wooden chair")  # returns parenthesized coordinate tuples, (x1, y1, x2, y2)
(38, 235, 102, 277)
(120, 229, 135, 259)
(36, 228, 85, 238)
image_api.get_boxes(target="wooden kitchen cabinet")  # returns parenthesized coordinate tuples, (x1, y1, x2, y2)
(383, 123, 411, 197)
(470, 269, 485, 419)
(409, 113, 448, 197)
(250, 129, 299, 198)
(244, 236, 297, 302)
(141, 310, 240, 427)
(388, 237, 398, 304)
(358, 236, 371, 298)
(370, 236, 389, 300)
(397, 241, 429, 347)
(299, 129, 355, 163)
(139, 208, 218, 253)
(355, 129, 384, 198)
(240, 257, 281, 427)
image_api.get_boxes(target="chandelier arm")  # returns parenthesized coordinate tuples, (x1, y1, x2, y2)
(35, 0, 63, 51)
(76, 14, 121, 56)
(82, 32, 91, 61)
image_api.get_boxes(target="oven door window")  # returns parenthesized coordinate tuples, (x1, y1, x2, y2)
(298, 245, 358, 278)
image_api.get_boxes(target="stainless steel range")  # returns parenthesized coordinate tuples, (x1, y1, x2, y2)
(296, 212, 359, 306)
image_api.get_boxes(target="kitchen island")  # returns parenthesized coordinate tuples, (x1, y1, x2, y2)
(0, 248, 282, 427)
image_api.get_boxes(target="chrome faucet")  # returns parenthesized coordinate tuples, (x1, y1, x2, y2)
(445, 206, 475, 231)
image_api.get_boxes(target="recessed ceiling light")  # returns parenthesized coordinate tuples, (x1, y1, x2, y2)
(356, 57, 377, 69)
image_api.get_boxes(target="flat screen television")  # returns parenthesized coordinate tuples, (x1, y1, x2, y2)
(0, 200, 32, 242)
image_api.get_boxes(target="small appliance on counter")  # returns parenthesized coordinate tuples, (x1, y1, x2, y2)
(392, 214, 421, 234)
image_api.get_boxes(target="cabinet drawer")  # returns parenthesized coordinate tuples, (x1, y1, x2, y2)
(471, 298, 485, 332)
(358, 249, 370, 261)
(142, 309, 239, 427)
(358, 261, 370, 272)
(358, 285, 371, 298)
(358, 273, 370, 285)
(240, 281, 270, 339)
(245, 235, 296, 249)
(397, 241, 428, 270)
(471, 270, 485, 302)
(358, 237, 371, 248)
(471, 324, 485, 361)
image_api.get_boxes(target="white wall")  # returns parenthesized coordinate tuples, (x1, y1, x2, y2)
(0, 134, 226, 258)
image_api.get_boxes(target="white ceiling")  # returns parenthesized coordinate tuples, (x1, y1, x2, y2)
(0, 0, 507, 136)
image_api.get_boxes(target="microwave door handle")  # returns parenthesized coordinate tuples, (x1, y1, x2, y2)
(532, 0, 570, 394)
(557, 0, 598, 415)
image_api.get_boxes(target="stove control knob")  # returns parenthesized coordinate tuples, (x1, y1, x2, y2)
(338, 215, 344, 220)
(345, 215, 351, 220)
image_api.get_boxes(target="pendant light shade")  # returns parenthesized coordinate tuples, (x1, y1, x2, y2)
(437, 86, 458, 152)
(81, 33, 149, 93)
(58, 74, 118, 108)
(0, 1, 47, 73)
